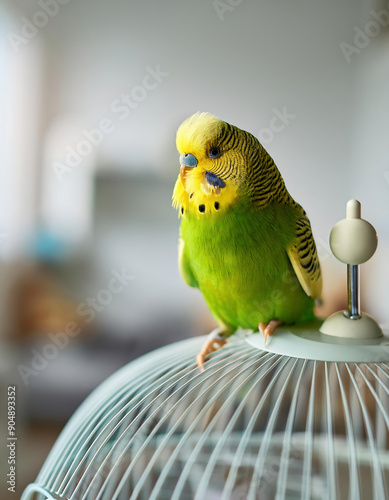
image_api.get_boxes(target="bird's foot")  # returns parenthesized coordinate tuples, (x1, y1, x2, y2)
(197, 328, 228, 372)
(258, 320, 283, 346)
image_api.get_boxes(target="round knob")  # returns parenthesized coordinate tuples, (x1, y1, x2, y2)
(329, 199, 378, 265)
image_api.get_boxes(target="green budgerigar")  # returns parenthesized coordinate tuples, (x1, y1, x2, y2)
(172, 112, 322, 369)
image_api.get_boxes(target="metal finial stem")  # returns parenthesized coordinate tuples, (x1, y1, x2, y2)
(347, 264, 360, 319)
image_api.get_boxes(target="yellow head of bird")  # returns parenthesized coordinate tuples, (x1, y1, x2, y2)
(173, 112, 264, 216)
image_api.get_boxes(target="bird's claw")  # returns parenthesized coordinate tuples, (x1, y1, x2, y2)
(197, 336, 228, 372)
(259, 320, 282, 347)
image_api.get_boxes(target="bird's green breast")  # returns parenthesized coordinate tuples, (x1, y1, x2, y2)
(180, 201, 315, 331)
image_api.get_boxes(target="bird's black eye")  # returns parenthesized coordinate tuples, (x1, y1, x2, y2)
(208, 147, 221, 159)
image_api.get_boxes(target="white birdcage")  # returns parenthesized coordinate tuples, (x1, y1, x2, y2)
(21, 201, 389, 500)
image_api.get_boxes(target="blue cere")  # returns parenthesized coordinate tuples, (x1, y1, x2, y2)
(180, 153, 198, 168)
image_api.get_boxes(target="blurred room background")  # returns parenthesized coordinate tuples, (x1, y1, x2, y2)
(0, 0, 388, 497)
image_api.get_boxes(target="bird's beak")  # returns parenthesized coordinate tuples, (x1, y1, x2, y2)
(179, 153, 198, 188)
(180, 165, 190, 187)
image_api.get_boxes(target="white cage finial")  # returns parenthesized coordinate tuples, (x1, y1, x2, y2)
(320, 199, 382, 339)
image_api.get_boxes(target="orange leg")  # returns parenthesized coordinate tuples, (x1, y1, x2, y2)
(196, 328, 228, 372)
(258, 320, 283, 346)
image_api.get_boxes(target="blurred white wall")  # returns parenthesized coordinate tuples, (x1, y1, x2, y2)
(0, 3, 44, 259)
(352, 5, 389, 323)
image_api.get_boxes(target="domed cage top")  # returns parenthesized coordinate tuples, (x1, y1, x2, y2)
(22, 332, 389, 500)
